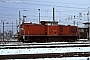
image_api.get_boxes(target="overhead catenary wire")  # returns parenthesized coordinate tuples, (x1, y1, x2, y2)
(30, 0, 90, 6)
(69, 7, 90, 20)
(0, 1, 88, 9)
(0, 0, 89, 14)
(55, 6, 90, 21)
(0, 1, 90, 25)
(0, 7, 89, 18)
(1, 0, 90, 6)
(21, 2, 87, 9)
(0, 0, 89, 18)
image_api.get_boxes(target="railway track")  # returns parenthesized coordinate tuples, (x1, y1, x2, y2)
(0, 39, 90, 59)
(0, 52, 90, 59)
(0, 41, 89, 49)
(0, 39, 89, 45)
(0, 45, 90, 49)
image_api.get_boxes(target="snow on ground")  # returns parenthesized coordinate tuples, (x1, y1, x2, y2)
(0, 47, 90, 55)
(0, 39, 90, 60)
(77, 39, 88, 40)
(0, 41, 89, 46)
(0, 38, 18, 41)
(0, 44, 89, 48)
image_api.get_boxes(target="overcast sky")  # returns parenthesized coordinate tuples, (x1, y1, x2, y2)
(0, 0, 90, 33)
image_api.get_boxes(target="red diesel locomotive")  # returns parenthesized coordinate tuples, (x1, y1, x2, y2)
(18, 21, 79, 42)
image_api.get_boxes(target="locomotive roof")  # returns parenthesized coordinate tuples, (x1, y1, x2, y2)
(40, 21, 58, 23)
(83, 22, 90, 24)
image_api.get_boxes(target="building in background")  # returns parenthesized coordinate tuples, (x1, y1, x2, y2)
(78, 22, 90, 39)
